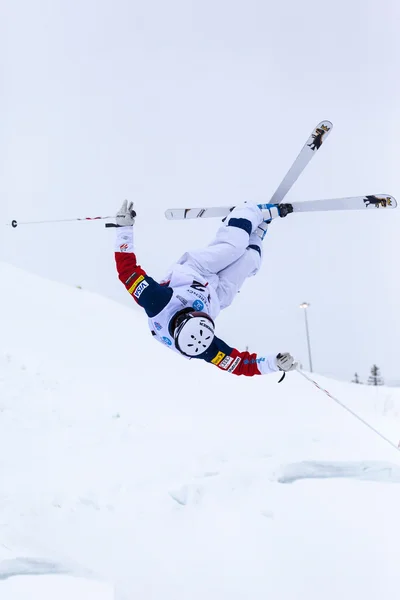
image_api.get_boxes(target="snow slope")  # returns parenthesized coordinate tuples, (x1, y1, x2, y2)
(1, 261, 400, 599)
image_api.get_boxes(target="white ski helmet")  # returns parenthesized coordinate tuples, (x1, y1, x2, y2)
(173, 310, 215, 357)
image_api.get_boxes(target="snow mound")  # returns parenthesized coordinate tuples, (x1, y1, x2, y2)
(1, 262, 400, 600)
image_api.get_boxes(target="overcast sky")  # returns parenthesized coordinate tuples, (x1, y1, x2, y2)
(1, 0, 399, 383)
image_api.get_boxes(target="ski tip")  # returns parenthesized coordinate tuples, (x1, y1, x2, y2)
(368, 195, 397, 209)
(388, 195, 397, 208)
(165, 210, 175, 220)
(316, 120, 333, 131)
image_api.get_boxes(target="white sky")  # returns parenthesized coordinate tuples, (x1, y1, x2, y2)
(1, 0, 400, 382)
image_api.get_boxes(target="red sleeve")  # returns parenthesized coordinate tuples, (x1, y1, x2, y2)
(202, 338, 278, 376)
(114, 227, 173, 317)
(115, 251, 147, 296)
(207, 348, 261, 376)
(224, 349, 262, 376)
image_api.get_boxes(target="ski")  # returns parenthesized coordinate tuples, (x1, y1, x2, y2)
(289, 195, 397, 213)
(270, 120, 332, 204)
(165, 120, 333, 222)
(164, 195, 397, 221)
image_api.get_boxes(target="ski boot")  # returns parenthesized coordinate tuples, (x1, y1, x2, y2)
(261, 202, 293, 223)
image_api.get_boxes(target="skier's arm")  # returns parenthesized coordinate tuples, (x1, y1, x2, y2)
(198, 336, 281, 377)
(115, 225, 173, 318)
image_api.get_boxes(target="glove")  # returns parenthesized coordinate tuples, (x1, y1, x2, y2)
(276, 352, 297, 372)
(116, 200, 136, 227)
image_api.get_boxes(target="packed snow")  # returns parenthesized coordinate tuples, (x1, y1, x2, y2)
(1, 261, 400, 599)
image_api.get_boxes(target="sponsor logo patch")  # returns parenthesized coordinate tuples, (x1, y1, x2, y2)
(227, 357, 241, 373)
(176, 295, 188, 306)
(192, 299, 204, 311)
(162, 336, 172, 346)
(199, 320, 214, 335)
(154, 322, 162, 331)
(119, 243, 129, 252)
(128, 275, 144, 294)
(211, 351, 225, 365)
(125, 271, 139, 285)
(191, 280, 207, 292)
(219, 355, 234, 370)
(244, 357, 265, 365)
(134, 280, 149, 298)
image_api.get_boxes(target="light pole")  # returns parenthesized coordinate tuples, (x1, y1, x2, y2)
(299, 302, 313, 372)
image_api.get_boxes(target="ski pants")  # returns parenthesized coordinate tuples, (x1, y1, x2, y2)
(176, 203, 264, 310)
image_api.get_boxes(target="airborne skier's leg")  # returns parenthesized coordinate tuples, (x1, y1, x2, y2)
(215, 222, 267, 309)
(175, 203, 263, 280)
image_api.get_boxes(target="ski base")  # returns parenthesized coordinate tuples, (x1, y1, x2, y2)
(165, 195, 397, 221)
(269, 120, 332, 204)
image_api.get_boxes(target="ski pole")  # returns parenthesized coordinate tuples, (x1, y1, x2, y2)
(296, 368, 400, 455)
(8, 215, 114, 228)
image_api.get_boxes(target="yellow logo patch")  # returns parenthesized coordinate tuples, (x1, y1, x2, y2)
(128, 275, 144, 295)
(211, 351, 225, 365)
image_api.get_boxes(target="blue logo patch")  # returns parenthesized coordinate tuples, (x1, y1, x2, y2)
(162, 336, 172, 346)
(244, 357, 266, 365)
(154, 322, 162, 331)
(192, 300, 204, 311)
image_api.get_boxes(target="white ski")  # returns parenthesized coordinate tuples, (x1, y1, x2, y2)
(291, 195, 397, 213)
(269, 120, 332, 204)
(164, 195, 397, 221)
(165, 120, 333, 222)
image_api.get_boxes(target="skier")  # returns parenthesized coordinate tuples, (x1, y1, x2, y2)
(114, 200, 296, 377)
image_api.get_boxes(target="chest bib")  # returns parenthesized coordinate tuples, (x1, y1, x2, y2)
(147, 281, 218, 352)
